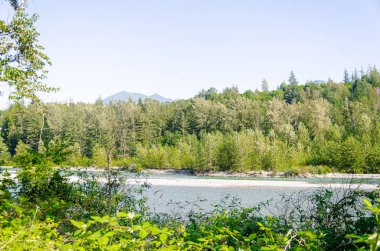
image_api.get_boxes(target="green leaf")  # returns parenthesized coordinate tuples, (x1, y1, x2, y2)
(87, 230, 101, 240)
(74, 229, 82, 236)
(142, 221, 151, 228)
(368, 233, 377, 240)
(139, 229, 148, 239)
(91, 216, 102, 222)
(347, 234, 361, 239)
(70, 220, 86, 229)
(99, 215, 110, 223)
(160, 233, 168, 243)
(248, 233, 257, 240)
(363, 198, 372, 207)
(98, 236, 109, 246)
(151, 226, 160, 236)
(117, 212, 129, 218)
(104, 231, 115, 237)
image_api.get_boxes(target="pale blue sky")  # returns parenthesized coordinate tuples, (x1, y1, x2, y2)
(1, 0, 380, 106)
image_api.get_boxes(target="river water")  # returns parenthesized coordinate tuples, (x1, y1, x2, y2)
(145, 184, 311, 215)
(2, 168, 379, 214)
(139, 173, 379, 214)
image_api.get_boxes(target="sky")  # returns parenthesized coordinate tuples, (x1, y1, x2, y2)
(1, 0, 380, 107)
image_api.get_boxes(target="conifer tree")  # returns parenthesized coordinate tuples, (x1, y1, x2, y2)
(261, 79, 269, 92)
(343, 69, 350, 83)
(288, 71, 299, 86)
(0, 138, 11, 165)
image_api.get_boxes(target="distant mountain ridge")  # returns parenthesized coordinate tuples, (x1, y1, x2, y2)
(103, 91, 173, 104)
(313, 80, 326, 84)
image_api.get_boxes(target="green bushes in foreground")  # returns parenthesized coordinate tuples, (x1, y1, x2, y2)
(0, 192, 379, 250)
(0, 167, 379, 250)
(0, 208, 323, 250)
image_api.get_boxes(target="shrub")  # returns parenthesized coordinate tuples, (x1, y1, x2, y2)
(0, 139, 11, 165)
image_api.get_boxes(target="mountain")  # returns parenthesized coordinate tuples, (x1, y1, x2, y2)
(103, 91, 173, 104)
(313, 80, 326, 84)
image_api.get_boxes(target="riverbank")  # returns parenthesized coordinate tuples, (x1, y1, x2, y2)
(2, 166, 379, 189)
(141, 168, 380, 179)
(138, 177, 378, 189)
(3, 166, 380, 179)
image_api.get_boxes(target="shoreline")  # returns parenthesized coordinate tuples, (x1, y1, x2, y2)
(141, 168, 380, 179)
(3, 166, 379, 189)
(133, 177, 378, 189)
(2, 166, 380, 179)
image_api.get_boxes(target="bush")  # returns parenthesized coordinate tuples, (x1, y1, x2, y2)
(0, 139, 11, 165)
(14, 141, 34, 167)
(366, 144, 380, 173)
(341, 136, 365, 173)
(1, 167, 380, 251)
(112, 157, 142, 171)
(92, 144, 107, 167)
(2, 188, 378, 250)
(275, 188, 379, 250)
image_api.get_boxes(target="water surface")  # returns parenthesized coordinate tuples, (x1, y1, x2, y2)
(2, 167, 379, 214)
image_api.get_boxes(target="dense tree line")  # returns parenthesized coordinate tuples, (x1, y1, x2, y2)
(1, 2, 379, 250)
(1, 68, 380, 173)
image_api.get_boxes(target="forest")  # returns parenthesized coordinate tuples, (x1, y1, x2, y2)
(1, 68, 380, 174)
(1, 1, 380, 250)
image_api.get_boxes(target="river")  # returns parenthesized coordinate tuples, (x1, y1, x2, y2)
(138, 173, 379, 214)
(2, 168, 379, 214)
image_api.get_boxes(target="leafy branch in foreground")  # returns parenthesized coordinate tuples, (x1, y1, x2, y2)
(347, 197, 380, 251)
(0, 1, 58, 104)
(0, 188, 378, 250)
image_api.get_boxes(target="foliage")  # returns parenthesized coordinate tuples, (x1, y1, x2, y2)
(0, 138, 10, 165)
(0, 1, 58, 103)
(347, 197, 380, 251)
(1, 2, 380, 250)
(0, 182, 379, 250)
(276, 188, 379, 250)
(1, 67, 379, 173)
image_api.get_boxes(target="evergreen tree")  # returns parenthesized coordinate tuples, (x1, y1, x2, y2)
(92, 144, 107, 167)
(261, 79, 269, 92)
(0, 138, 11, 165)
(288, 71, 299, 86)
(222, 86, 239, 99)
(343, 69, 350, 83)
(354, 69, 359, 82)
(197, 88, 218, 100)
(14, 141, 32, 167)
(351, 72, 355, 83)
(95, 96, 103, 106)
(360, 66, 365, 78)
(368, 67, 380, 87)
(0, 66, 378, 174)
